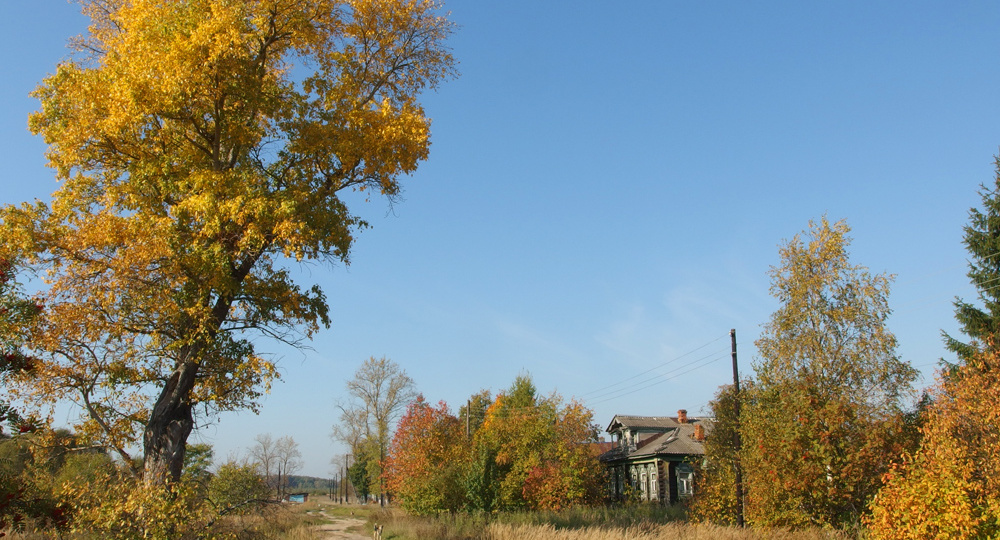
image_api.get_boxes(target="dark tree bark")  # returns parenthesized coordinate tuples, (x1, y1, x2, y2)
(144, 361, 198, 484)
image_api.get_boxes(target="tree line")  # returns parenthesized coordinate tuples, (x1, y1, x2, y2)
(690, 168, 1000, 538)
(387, 375, 606, 514)
(352, 171, 1000, 534)
(331, 357, 606, 513)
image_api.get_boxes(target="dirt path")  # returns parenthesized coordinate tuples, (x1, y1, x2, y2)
(312, 509, 370, 540)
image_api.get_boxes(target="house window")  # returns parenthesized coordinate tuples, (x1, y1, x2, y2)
(677, 463, 695, 498)
(650, 469, 658, 500)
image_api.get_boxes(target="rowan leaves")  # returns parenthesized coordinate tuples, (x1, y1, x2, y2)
(0, 258, 40, 436)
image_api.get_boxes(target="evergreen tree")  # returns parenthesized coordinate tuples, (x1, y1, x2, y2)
(944, 157, 1000, 365)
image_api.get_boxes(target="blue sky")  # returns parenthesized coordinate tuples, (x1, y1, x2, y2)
(2, 1, 998, 477)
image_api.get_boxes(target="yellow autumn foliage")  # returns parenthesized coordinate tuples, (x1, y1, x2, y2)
(866, 344, 1000, 539)
(741, 217, 918, 528)
(1, 0, 454, 483)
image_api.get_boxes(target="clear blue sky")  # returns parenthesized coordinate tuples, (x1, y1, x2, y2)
(2, 1, 997, 477)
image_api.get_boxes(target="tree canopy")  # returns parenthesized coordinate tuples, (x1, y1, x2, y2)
(0, 0, 455, 484)
(867, 342, 1000, 539)
(385, 375, 604, 514)
(332, 355, 417, 504)
(741, 217, 918, 528)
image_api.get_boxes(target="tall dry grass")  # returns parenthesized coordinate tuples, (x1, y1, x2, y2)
(485, 522, 850, 540)
(370, 506, 853, 540)
(1, 499, 330, 539)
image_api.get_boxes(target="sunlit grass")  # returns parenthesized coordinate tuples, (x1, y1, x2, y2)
(365, 505, 853, 540)
(3, 498, 855, 539)
(484, 522, 850, 540)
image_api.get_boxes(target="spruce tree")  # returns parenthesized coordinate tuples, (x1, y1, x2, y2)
(944, 157, 1000, 364)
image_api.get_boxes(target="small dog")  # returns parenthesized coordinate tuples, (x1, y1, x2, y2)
(373, 523, 383, 540)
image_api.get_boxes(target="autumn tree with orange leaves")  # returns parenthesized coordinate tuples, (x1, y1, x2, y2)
(866, 342, 1000, 539)
(385, 375, 604, 514)
(384, 396, 468, 514)
(0, 0, 454, 485)
(478, 376, 603, 511)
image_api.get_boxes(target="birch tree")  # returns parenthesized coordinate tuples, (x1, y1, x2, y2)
(249, 433, 277, 497)
(744, 217, 917, 528)
(333, 356, 416, 504)
(274, 435, 302, 499)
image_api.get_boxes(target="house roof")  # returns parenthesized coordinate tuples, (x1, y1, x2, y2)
(599, 415, 715, 463)
(606, 415, 686, 433)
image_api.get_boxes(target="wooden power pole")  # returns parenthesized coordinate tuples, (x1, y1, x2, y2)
(731, 329, 745, 527)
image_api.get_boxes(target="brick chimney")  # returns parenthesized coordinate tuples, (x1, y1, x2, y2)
(694, 423, 705, 442)
(677, 409, 688, 424)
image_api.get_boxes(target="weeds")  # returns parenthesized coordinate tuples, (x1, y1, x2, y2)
(369, 504, 852, 540)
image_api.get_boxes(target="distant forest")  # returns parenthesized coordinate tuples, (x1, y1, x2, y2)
(286, 475, 337, 493)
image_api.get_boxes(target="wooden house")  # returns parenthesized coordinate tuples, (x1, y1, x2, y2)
(599, 410, 712, 504)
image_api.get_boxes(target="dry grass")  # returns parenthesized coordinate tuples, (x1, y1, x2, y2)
(3, 499, 853, 540)
(1, 499, 333, 540)
(484, 522, 850, 540)
(367, 506, 855, 540)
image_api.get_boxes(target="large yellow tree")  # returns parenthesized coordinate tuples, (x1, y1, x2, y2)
(743, 217, 918, 528)
(0, 0, 454, 484)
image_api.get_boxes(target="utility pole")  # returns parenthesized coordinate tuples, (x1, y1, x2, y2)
(731, 329, 745, 527)
(466, 398, 471, 438)
(344, 454, 351, 504)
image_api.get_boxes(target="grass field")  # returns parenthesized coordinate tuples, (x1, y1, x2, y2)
(2, 499, 854, 539)
(364, 505, 853, 540)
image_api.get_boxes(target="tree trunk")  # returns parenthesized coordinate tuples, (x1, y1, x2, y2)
(143, 360, 199, 485)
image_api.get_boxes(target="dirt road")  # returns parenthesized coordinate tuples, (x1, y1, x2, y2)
(312, 509, 370, 540)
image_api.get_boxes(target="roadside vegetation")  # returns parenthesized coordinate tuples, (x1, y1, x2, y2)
(364, 505, 850, 540)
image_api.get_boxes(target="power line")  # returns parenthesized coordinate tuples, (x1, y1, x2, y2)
(578, 334, 728, 399)
(588, 352, 728, 407)
(586, 347, 729, 402)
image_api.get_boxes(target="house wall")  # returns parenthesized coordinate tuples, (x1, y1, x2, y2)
(605, 458, 695, 505)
